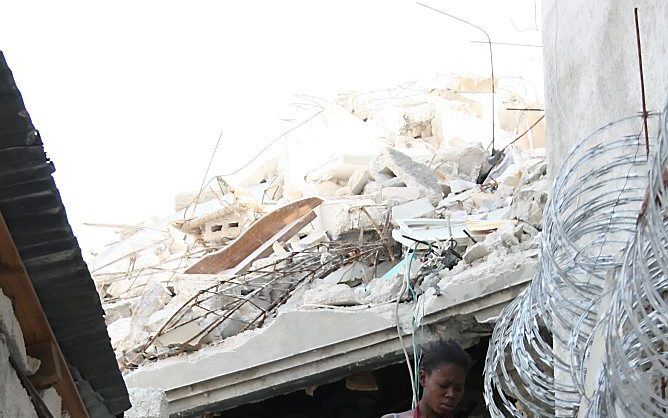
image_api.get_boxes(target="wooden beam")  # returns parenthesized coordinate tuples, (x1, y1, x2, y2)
(186, 197, 323, 274)
(0, 212, 89, 418)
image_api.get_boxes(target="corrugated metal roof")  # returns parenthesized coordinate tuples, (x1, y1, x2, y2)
(0, 51, 130, 416)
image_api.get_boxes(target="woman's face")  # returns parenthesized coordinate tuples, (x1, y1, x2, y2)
(420, 363, 466, 415)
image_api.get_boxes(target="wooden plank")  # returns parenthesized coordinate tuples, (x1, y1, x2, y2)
(0, 212, 89, 418)
(186, 197, 323, 274)
(230, 210, 318, 275)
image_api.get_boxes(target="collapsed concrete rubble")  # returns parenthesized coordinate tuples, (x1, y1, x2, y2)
(90, 78, 546, 415)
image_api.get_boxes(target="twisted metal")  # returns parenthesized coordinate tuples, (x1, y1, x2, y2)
(118, 239, 394, 370)
(584, 103, 668, 417)
(484, 111, 658, 417)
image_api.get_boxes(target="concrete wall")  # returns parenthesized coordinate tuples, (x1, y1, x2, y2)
(0, 288, 63, 418)
(542, 1, 667, 414)
(543, 0, 668, 175)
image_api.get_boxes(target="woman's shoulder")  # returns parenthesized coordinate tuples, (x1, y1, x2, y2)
(380, 411, 413, 418)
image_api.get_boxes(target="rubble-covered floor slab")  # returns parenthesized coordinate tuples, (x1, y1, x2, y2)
(125, 249, 535, 417)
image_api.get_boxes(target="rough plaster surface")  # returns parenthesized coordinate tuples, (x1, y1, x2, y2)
(126, 387, 169, 418)
(543, 0, 668, 177)
(125, 309, 395, 390)
(39, 387, 62, 418)
(0, 329, 38, 418)
(0, 289, 30, 374)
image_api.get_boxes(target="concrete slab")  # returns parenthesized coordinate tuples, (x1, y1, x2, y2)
(125, 249, 537, 417)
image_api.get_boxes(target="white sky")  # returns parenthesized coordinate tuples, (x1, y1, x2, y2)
(0, 0, 542, 251)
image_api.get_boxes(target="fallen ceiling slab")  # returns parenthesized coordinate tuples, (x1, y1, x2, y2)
(125, 250, 536, 417)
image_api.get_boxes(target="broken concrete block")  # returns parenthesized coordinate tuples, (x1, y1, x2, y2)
(454, 144, 489, 181)
(116, 281, 172, 349)
(391, 197, 435, 222)
(448, 179, 477, 194)
(347, 169, 371, 195)
(382, 177, 407, 188)
(358, 276, 405, 304)
(438, 249, 538, 302)
(369, 156, 395, 183)
(316, 199, 385, 239)
(335, 186, 352, 196)
(362, 181, 383, 196)
(497, 223, 520, 247)
(38, 387, 62, 418)
(172, 274, 223, 301)
(290, 229, 330, 252)
(432, 143, 488, 182)
(521, 162, 547, 186)
(0, 337, 39, 418)
(305, 180, 340, 197)
(155, 322, 206, 347)
(178, 205, 256, 244)
(440, 182, 452, 198)
(381, 187, 421, 203)
(103, 298, 137, 324)
(512, 223, 525, 242)
(433, 160, 459, 180)
(25, 356, 40, 376)
(470, 191, 503, 212)
(321, 262, 373, 285)
(505, 180, 548, 229)
(126, 387, 169, 418)
(463, 243, 492, 264)
(0, 289, 29, 374)
(107, 317, 132, 348)
(106, 276, 150, 299)
(303, 283, 361, 306)
(208, 302, 267, 340)
(376, 148, 442, 205)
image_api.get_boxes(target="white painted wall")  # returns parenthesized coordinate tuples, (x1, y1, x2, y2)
(542, 1, 667, 415)
(543, 0, 668, 175)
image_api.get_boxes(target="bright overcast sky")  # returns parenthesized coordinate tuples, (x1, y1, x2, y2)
(0, 0, 542, 251)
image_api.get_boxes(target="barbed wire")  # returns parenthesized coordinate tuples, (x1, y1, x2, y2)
(484, 108, 664, 417)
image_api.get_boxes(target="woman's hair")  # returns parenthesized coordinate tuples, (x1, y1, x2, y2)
(420, 338, 472, 374)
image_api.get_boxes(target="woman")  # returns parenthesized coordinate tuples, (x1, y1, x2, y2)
(382, 338, 471, 418)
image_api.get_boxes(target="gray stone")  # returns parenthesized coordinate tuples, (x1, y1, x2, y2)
(433, 144, 489, 182)
(506, 180, 548, 229)
(303, 283, 361, 306)
(376, 148, 443, 205)
(131, 281, 172, 332)
(391, 197, 435, 222)
(126, 387, 169, 418)
(347, 169, 371, 195)
(357, 276, 405, 304)
(497, 223, 520, 247)
(0, 337, 38, 418)
(463, 242, 492, 264)
(0, 289, 29, 374)
(362, 181, 383, 196)
(38, 387, 62, 418)
(381, 177, 407, 188)
(103, 298, 137, 324)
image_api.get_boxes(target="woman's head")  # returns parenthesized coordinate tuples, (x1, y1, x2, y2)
(419, 338, 471, 415)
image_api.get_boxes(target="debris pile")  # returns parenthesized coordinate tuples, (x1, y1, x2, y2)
(89, 78, 547, 370)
